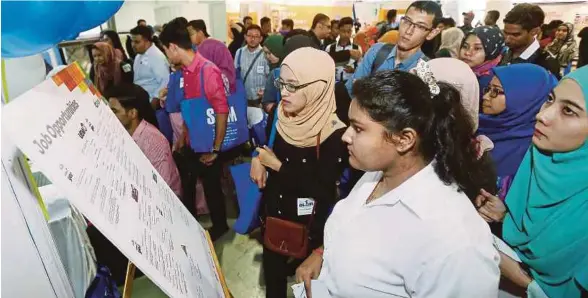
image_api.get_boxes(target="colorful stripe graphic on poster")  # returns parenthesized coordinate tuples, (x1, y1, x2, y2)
(2, 63, 226, 298)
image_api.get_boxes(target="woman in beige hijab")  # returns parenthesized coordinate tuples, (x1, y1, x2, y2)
(251, 47, 347, 298)
(435, 27, 465, 58)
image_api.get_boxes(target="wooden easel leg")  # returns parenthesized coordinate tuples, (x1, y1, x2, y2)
(122, 261, 136, 298)
(205, 231, 233, 298)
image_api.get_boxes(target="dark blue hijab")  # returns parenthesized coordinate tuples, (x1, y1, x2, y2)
(477, 64, 557, 177)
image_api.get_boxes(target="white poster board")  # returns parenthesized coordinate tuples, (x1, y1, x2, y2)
(1, 64, 226, 298)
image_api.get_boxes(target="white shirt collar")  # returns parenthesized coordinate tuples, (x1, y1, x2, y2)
(519, 38, 540, 60)
(367, 162, 441, 219)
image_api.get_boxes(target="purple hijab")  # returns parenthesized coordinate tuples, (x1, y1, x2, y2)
(197, 38, 237, 94)
(477, 64, 557, 177)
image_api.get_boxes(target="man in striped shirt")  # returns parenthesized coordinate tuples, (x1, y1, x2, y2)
(105, 84, 183, 198)
(235, 24, 270, 107)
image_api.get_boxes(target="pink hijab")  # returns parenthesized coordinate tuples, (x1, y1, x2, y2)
(428, 58, 494, 158)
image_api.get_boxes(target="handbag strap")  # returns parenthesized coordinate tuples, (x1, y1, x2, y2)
(243, 50, 263, 84)
(306, 133, 321, 228)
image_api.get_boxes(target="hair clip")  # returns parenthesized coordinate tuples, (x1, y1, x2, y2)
(412, 59, 440, 97)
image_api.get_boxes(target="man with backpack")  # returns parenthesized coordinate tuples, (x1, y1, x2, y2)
(345, 1, 442, 95)
(235, 24, 270, 107)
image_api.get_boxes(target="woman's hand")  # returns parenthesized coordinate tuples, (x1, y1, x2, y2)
(499, 251, 533, 289)
(296, 250, 324, 298)
(256, 146, 282, 172)
(475, 188, 507, 222)
(250, 157, 267, 188)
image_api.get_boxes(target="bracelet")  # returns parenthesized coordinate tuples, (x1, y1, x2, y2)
(314, 248, 324, 256)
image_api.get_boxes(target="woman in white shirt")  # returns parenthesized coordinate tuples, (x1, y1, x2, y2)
(295, 68, 501, 298)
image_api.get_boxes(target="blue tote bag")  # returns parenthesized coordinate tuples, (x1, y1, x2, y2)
(180, 63, 249, 153)
(230, 71, 281, 235)
(155, 109, 173, 144)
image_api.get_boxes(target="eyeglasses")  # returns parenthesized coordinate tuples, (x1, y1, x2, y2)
(246, 35, 261, 39)
(274, 78, 326, 93)
(483, 86, 505, 98)
(400, 17, 433, 32)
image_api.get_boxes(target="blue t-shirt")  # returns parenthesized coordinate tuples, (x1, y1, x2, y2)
(345, 43, 425, 95)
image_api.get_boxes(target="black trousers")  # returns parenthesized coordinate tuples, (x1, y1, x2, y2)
(263, 247, 304, 298)
(174, 147, 228, 229)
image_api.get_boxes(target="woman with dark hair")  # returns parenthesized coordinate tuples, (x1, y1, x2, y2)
(89, 42, 134, 94)
(228, 22, 245, 58)
(100, 30, 127, 60)
(296, 67, 500, 297)
(250, 47, 347, 298)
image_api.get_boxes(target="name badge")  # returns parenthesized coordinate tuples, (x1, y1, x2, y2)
(297, 198, 315, 216)
(179, 77, 184, 88)
(122, 63, 132, 73)
(256, 65, 265, 74)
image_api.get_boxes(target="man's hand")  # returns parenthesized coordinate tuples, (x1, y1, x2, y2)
(199, 153, 218, 166)
(350, 49, 362, 60)
(151, 98, 161, 110)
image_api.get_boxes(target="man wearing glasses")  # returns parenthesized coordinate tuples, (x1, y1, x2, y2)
(345, 0, 442, 95)
(235, 24, 270, 107)
(309, 13, 333, 50)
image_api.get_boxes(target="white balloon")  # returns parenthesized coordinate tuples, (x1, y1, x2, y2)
(3, 55, 47, 100)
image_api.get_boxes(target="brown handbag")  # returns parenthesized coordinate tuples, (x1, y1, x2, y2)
(263, 134, 320, 259)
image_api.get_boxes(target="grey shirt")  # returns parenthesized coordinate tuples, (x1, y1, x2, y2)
(235, 46, 270, 101)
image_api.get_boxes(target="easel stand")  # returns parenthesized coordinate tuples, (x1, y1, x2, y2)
(122, 231, 231, 298)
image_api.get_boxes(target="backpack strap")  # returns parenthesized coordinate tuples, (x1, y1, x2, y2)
(371, 43, 395, 74)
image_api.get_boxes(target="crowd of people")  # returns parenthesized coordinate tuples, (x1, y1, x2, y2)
(84, 1, 588, 297)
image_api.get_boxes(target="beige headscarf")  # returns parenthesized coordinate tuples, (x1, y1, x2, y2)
(428, 58, 494, 157)
(277, 47, 346, 147)
(439, 27, 465, 58)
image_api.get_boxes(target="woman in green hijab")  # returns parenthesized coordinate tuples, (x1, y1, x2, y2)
(261, 35, 285, 114)
(476, 66, 588, 297)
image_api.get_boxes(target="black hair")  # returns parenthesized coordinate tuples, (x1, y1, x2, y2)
(547, 20, 564, 29)
(104, 84, 159, 129)
(282, 19, 294, 29)
(130, 25, 153, 42)
(407, 1, 443, 27)
(243, 16, 253, 24)
(187, 20, 210, 38)
(387, 9, 398, 21)
(100, 30, 127, 60)
(173, 17, 188, 28)
(504, 3, 545, 31)
(311, 13, 330, 29)
(331, 19, 340, 27)
(260, 17, 271, 26)
(245, 24, 262, 35)
(159, 18, 192, 50)
(351, 70, 496, 200)
(137, 19, 146, 26)
(439, 17, 456, 28)
(339, 17, 354, 28)
(487, 10, 500, 23)
(283, 29, 310, 45)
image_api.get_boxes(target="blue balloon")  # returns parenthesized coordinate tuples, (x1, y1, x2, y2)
(1, 0, 124, 58)
(74, 1, 124, 33)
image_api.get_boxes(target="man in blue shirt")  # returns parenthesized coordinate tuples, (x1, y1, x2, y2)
(131, 25, 170, 109)
(346, 1, 442, 95)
